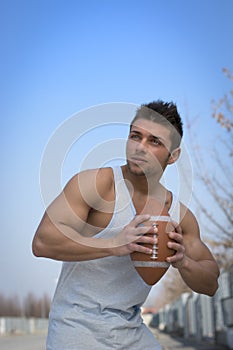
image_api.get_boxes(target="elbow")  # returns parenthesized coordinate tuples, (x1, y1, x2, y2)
(207, 268, 220, 297)
(201, 278, 219, 297)
(32, 231, 62, 260)
(191, 274, 219, 297)
(32, 236, 47, 258)
(208, 280, 219, 297)
(194, 284, 218, 297)
(200, 263, 220, 297)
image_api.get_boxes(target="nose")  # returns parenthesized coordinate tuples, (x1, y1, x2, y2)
(136, 138, 147, 152)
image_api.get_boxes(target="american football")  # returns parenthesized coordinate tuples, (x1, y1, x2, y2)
(130, 201, 174, 285)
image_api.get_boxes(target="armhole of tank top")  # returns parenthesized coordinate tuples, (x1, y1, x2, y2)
(169, 193, 181, 223)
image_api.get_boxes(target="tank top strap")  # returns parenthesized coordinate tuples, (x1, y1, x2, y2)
(112, 165, 125, 182)
(112, 166, 136, 217)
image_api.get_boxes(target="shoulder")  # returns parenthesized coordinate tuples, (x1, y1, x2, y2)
(80, 167, 114, 190)
(179, 203, 218, 264)
(179, 202, 200, 238)
(64, 167, 115, 203)
(66, 167, 113, 186)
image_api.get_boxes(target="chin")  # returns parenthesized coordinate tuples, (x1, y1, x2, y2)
(127, 162, 148, 176)
(127, 161, 161, 178)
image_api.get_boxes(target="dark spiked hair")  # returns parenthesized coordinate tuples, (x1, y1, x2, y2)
(131, 100, 183, 149)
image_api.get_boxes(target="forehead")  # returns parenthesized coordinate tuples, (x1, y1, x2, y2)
(130, 118, 171, 140)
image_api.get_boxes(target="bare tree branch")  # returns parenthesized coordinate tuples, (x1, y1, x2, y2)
(185, 69, 233, 268)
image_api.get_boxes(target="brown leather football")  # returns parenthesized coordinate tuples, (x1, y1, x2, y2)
(130, 201, 174, 285)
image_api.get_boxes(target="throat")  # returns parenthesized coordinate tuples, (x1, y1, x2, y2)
(122, 164, 159, 194)
(121, 165, 172, 212)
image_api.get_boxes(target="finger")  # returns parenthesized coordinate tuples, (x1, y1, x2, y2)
(170, 220, 182, 234)
(168, 231, 183, 244)
(135, 224, 157, 237)
(167, 252, 183, 264)
(128, 242, 153, 255)
(133, 214, 151, 226)
(167, 240, 183, 251)
(139, 235, 158, 245)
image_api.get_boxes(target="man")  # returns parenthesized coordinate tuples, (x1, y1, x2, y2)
(32, 100, 219, 350)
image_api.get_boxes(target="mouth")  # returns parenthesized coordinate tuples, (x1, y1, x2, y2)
(129, 156, 148, 164)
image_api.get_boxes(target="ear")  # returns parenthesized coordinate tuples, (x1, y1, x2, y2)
(167, 147, 181, 164)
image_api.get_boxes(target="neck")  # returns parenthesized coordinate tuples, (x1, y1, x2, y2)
(121, 164, 163, 196)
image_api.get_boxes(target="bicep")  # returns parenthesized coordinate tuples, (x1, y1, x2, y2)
(45, 176, 89, 233)
(181, 206, 216, 262)
(37, 171, 101, 241)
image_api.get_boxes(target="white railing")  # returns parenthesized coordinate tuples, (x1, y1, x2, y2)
(0, 317, 48, 335)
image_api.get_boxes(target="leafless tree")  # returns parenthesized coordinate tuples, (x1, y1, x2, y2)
(23, 292, 51, 318)
(0, 292, 51, 318)
(185, 68, 233, 269)
(153, 269, 191, 311)
(152, 69, 232, 309)
(0, 293, 22, 317)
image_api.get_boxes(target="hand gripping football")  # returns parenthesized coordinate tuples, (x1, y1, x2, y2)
(130, 203, 174, 285)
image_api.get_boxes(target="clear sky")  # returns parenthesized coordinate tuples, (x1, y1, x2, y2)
(1, 0, 233, 300)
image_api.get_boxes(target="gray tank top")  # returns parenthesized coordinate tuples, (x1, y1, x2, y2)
(46, 166, 180, 350)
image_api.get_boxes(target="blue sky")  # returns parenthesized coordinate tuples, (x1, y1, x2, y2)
(1, 0, 233, 300)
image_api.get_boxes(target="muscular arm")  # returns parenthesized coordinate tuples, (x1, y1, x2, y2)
(167, 205, 219, 296)
(32, 169, 154, 261)
(32, 211, 113, 261)
(32, 170, 113, 261)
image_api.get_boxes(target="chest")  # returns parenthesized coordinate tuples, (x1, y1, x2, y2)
(132, 191, 171, 216)
(83, 185, 116, 236)
(83, 182, 172, 237)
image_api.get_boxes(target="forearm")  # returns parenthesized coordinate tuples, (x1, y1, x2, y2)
(32, 222, 114, 262)
(32, 236, 114, 262)
(33, 239, 112, 261)
(177, 257, 219, 296)
(32, 214, 155, 262)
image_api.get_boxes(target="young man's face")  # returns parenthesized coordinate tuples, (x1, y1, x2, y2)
(126, 118, 178, 177)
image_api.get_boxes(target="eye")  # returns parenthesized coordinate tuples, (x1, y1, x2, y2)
(129, 133, 141, 140)
(150, 137, 162, 145)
